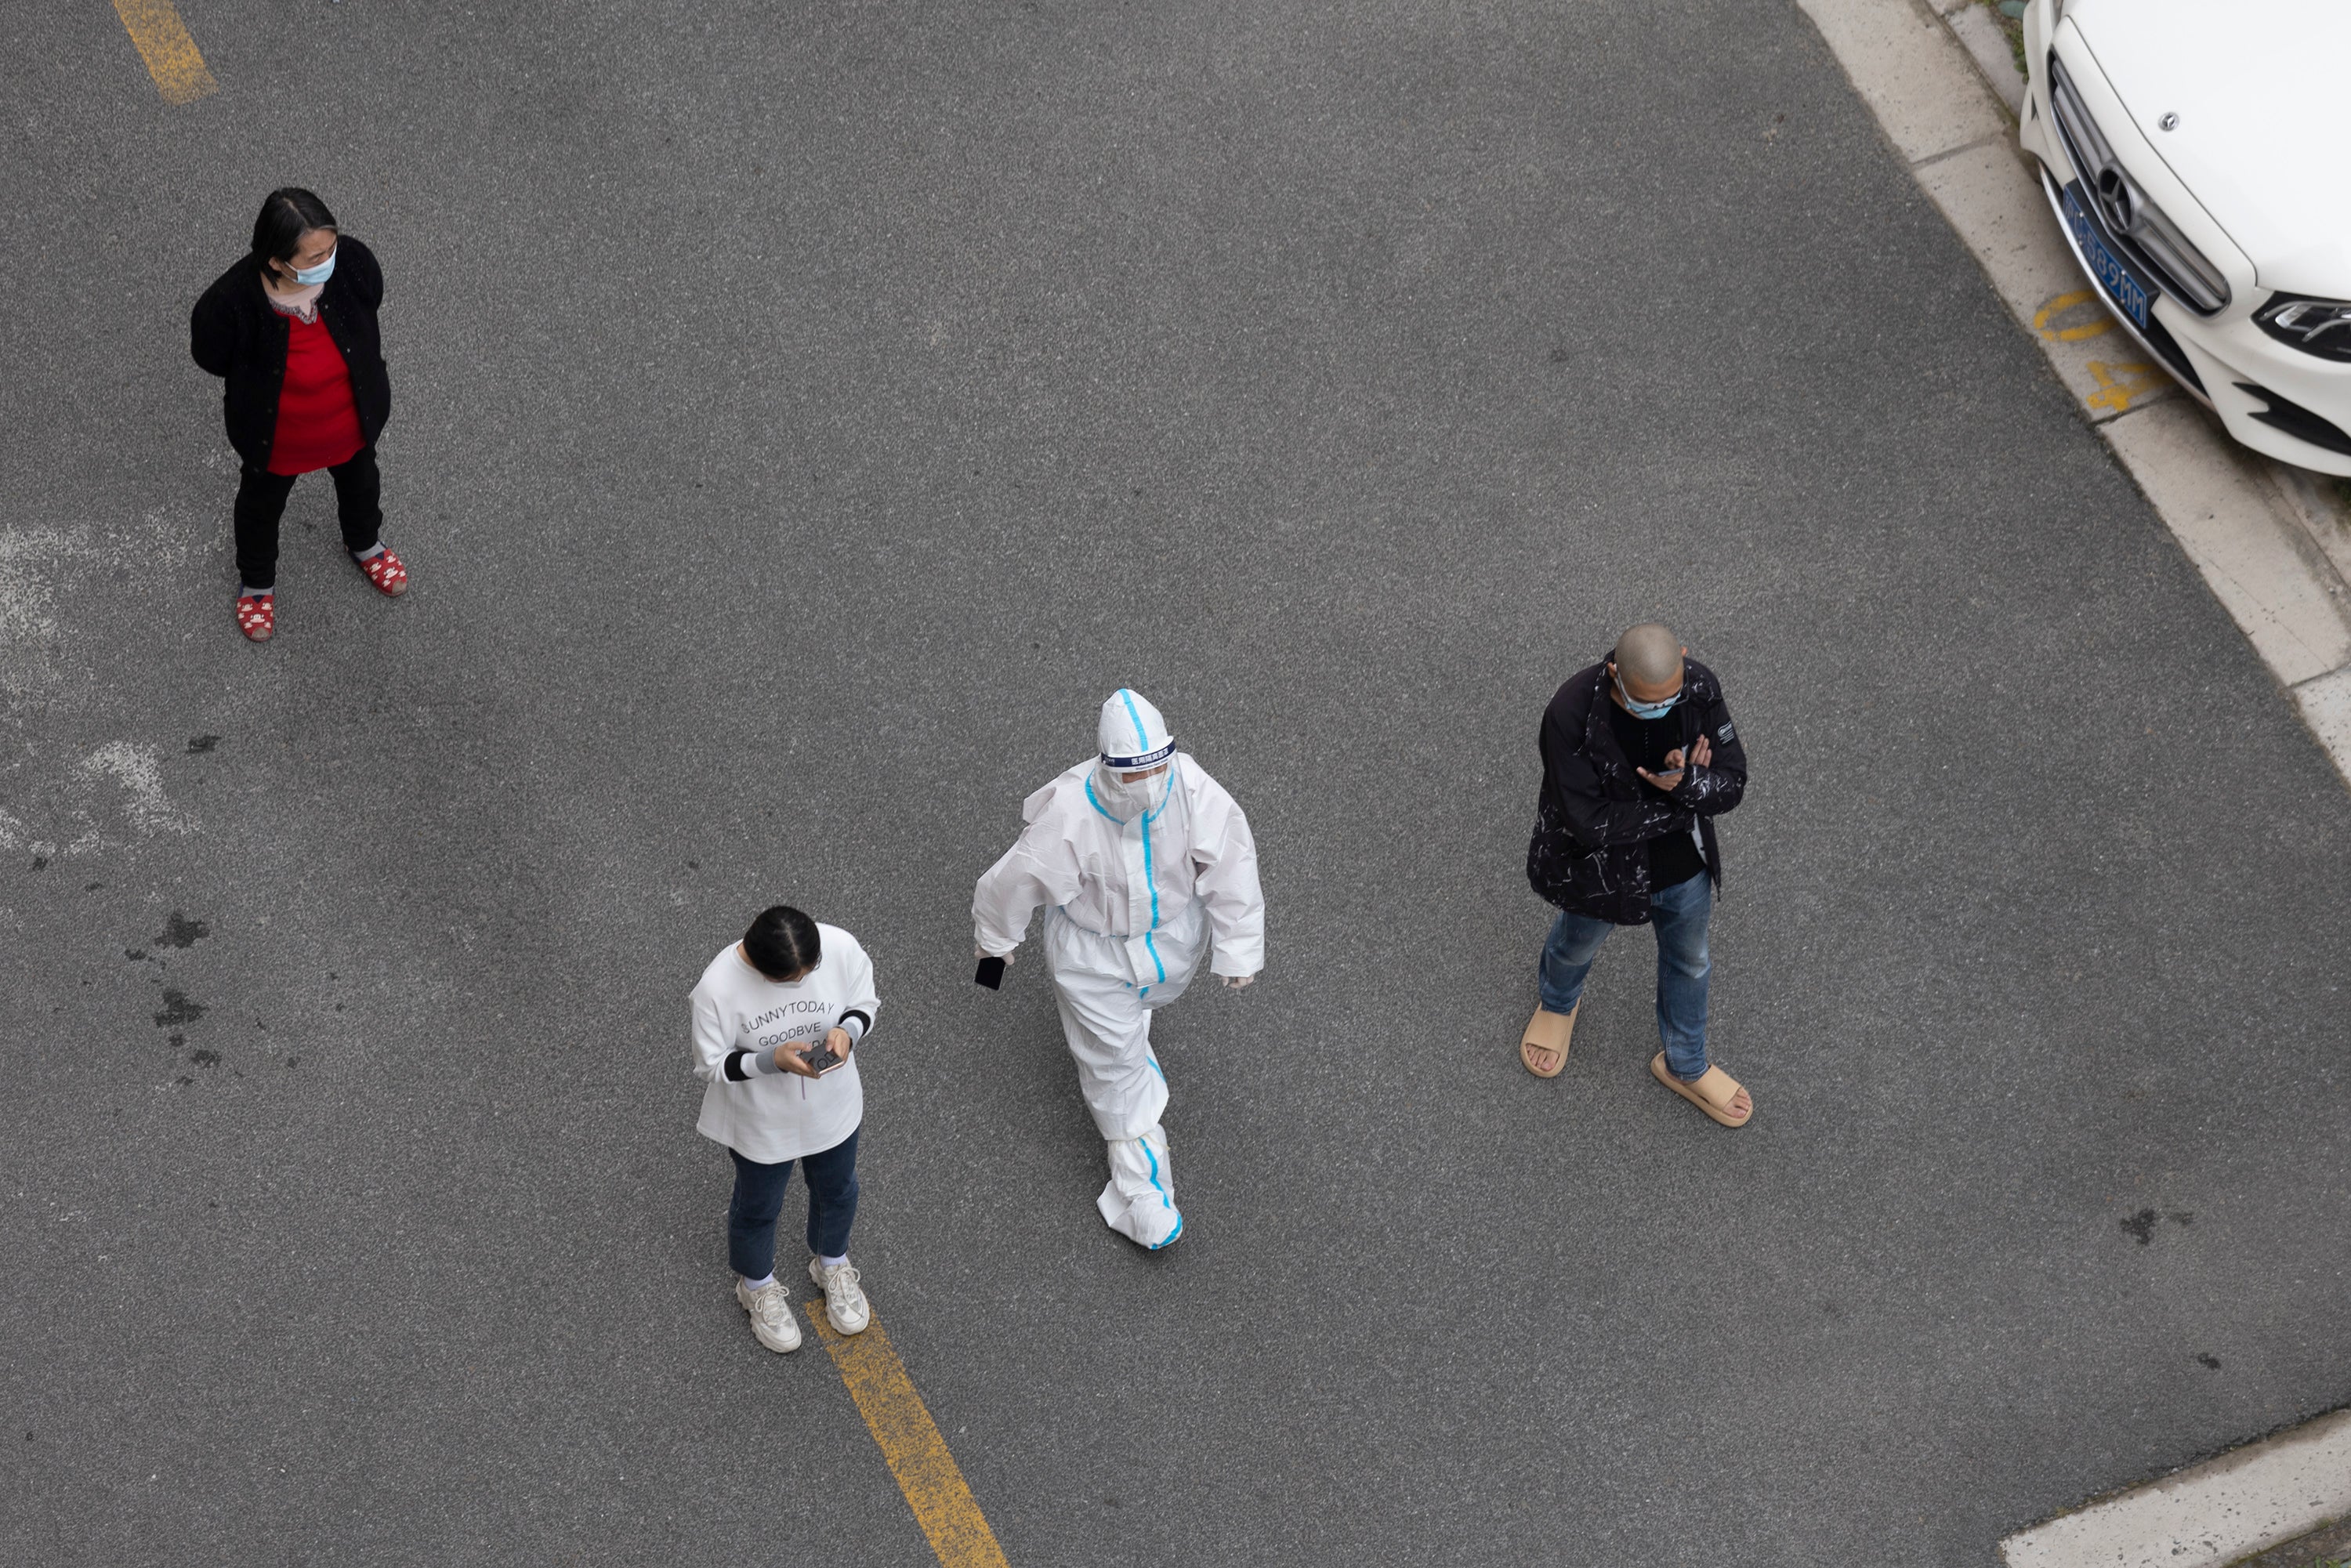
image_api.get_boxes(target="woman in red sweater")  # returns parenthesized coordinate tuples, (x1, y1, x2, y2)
(191, 188, 407, 643)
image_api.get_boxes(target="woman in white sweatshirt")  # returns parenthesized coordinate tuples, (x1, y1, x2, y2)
(689, 905, 879, 1355)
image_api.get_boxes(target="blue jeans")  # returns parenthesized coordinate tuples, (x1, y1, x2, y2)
(1538, 871, 1712, 1081)
(727, 1127, 859, 1280)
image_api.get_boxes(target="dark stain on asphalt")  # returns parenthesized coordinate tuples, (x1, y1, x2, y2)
(155, 912, 210, 949)
(31, 855, 45, 870)
(154, 990, 206, 1027)
(2196, 1353, 2221, 1370)
(190, 1049, 220, 1067)
(168, 1034, 184, 1048)
(125, 948, 147, 961)
(2120, 1208, 2194, 1245)
(187, 735, 219, 753)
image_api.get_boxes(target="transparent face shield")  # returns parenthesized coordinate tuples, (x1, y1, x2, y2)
(1092, 757, 1172, 820)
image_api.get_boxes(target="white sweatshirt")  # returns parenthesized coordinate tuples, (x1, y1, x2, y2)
(689, 925, 878, 1163)
(972, 753, 1266, 980)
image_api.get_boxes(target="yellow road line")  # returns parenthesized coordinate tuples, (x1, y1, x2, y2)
(806, 1306, 1010, 1568)
(110, 0, 218, 105)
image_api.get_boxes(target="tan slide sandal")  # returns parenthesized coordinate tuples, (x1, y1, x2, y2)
(1520, 1005, 1578, 1078)
(1650, 1052, 1752, 1128)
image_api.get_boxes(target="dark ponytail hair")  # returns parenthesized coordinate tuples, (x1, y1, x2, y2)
(742, 905, 821, 981)
(251, 187, 338, 270)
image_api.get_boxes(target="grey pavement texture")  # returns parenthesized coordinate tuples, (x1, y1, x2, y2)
(4, 2, 2349, 1564)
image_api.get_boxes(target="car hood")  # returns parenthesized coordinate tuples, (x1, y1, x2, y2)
(2072, 0, 2351, 299)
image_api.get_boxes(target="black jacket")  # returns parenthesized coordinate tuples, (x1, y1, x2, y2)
(1525, 657, 1748, 925)
(190, 237, 391, 469)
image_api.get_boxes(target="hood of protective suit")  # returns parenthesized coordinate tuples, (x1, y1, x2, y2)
(1092, 689, 1176, 820)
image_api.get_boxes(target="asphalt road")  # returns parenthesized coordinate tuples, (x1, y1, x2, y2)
(5, 2, 2349, 1564)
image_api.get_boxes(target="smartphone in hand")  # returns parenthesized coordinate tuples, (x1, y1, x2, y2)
(801, 1041, 844, 1076)
(975, 955, 1007, 990)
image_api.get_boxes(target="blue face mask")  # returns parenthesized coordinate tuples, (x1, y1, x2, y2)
(1613, 668, 1683, 721)
(291, 246, 338, 286)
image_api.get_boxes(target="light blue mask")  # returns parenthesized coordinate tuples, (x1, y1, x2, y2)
(291, 247, 338, 286)
(1613, 668, 1683, 721)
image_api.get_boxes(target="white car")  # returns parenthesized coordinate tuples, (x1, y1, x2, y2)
(2020, 0, 2351, 476)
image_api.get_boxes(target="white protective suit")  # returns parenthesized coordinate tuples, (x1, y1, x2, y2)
(972, 690, 1266, 1250)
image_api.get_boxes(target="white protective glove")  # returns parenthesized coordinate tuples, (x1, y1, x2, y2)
(975, 945, 1015, 968)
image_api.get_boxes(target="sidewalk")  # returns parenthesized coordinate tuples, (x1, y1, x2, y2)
(1791, 1, 2351, 1562)
(1998, 1405, 2351, 1568)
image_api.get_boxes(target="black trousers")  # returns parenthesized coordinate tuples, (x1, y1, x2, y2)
(233, 444, 382, 591)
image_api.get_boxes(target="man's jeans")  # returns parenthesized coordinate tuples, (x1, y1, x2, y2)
(727, 1127, 859, 1280)
(1538, 871, 1712, 1081)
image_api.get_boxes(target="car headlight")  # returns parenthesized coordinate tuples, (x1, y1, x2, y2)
(2256, 297, 2351, 364)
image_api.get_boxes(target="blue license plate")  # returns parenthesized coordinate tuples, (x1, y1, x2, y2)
(2061, 183, 2151, 329)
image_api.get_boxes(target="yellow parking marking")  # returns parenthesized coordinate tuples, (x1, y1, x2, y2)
(2084, 360, 2167, 415)
(110, 0, 217, 105)
(806, 1306, 1011, 1568)
(2034, 288, 2115, 343)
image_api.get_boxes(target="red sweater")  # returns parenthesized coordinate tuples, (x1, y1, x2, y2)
(267, 313, 365, 476)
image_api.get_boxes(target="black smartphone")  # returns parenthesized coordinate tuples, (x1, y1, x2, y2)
(801, 1042, 844, 1076)
(975, 955, 1006, 990)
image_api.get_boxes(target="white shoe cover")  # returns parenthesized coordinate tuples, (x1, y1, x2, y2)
(1096, 1124, 1183, 1249)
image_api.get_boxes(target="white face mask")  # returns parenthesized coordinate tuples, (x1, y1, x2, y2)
(1092, 761, 1170, 822)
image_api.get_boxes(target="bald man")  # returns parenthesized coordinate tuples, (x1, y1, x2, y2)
(1520, 623, 1754, 1126)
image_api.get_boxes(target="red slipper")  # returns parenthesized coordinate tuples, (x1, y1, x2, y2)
(235, 593, 274, 643)
(357, 548, 408, 596)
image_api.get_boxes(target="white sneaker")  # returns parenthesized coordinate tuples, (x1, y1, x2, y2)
(807, 1255, 871, 1335)
(734, 1275, 802, 1353)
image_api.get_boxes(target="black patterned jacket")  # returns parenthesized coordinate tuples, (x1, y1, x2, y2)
(1524, 657, 1748, 925)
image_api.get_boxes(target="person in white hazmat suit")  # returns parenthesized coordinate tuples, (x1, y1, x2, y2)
(972, 690, 1265, 1250)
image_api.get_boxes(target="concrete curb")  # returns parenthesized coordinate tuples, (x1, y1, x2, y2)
(1794, 0, 2351, 791)
(2235, 1511, 2351, 1568)
(1788, 0, 2351, 1557)
(1996, 1407, 2351, 1568)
